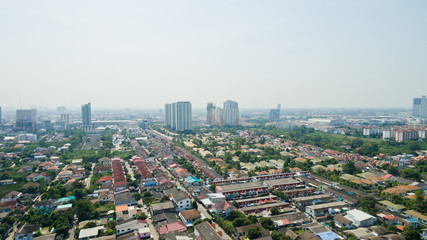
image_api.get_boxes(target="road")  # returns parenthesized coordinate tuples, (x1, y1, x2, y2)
(85, 163, 95, 188)
(124, 161, 135, 181)
(139, 199, 159, 240)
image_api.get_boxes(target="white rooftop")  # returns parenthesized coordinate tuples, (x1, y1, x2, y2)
(78, 226, 104, 239)
(345, 209, 375, 221)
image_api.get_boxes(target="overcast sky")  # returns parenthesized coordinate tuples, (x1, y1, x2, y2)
(0, 1, 426, 110)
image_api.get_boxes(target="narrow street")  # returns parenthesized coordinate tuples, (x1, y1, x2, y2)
(85, 163, 95, 188)
(124, 161, 135, 180)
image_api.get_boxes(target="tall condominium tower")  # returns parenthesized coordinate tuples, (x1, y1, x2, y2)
(207, 100, 240, 127)
(81, 103, 91, 126)
(413, 96, 427, 119)
(207, 103, 215, 125)
(269, 104, 281, 122)
(222, 100, 239, 126)
(165, 101, 192, 131)
(16, 109, 37, 131)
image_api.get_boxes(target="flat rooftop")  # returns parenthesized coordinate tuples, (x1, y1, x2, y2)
(292, 194, 333, 202)
(217, 182, 265, 192)
(240, 202, 289, 212)
(264, 178, 301, 186)
(306, 201, 347, 210)
(235, 194, 278, 203)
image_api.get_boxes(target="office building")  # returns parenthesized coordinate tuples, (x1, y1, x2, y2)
(413, 96, 427, 118)
(81, 103, 91, 128)
(269, 104, 281, 121)
(206, 100, 240, 127)
(16, 109, 37, 132)
(165, 101, 192, 131)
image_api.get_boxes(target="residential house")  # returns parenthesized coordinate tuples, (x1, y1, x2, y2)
(334, 215, 353, 229)
(405, 210, 427, 225)
(15, 223, 41, 240)
(57, 170, 73, 181)
(150, 201, 175, 216)
(344, 209, 377, 227)
(1, 191, 22, 204)
(98, 192, 114, 203)
(78, 226, 105, 240)
(26, 173, 48, 182)
(116, 219, 147, 236)
(171, 191, 192, 212)
(35, 200, 55, 213)
(194, 221, 222, 240)
(0, 179, 13, 185)
(179, 209, 202, 227)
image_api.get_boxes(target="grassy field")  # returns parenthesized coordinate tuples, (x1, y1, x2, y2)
(0, 182, 25, 198)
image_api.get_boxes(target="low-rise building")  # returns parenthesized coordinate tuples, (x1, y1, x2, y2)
(171, 191, 192, 212)
(344, 209, 376, 227)
(216, 182, 268, 200)
(194, 221, 222, 240)
(78, 226, 105, 240)
(1, 191, 22, 204)
(305, 201, 348, 218)
(405, 210, 427, 225)
(116, 220, 147, 236)
(179, 209, 202, 227)
(15, 223, 41, 240)
(150, 201, 175, 216)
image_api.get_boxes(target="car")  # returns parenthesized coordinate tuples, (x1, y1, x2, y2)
(143, 205, 147, 209)
(148, 214, 151, 219)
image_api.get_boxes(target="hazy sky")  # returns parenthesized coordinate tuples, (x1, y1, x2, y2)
(1, 1, 426, 109)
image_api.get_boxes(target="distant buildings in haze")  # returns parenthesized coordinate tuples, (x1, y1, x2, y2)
(206, 100, 239, 127)
(16, 109, 37, 132)
(413, 95, 427, 119)
(269, 104, 281, 122)
(165, 101, 192, 131)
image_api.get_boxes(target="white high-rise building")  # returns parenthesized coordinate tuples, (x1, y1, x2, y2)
(413, 96, 427, 119)
(165, 101, 192, 131)
(222, 100, 239, 126)
(206, 100, 240, 127)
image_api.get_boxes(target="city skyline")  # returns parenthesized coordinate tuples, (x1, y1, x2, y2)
(1, 1, 426, 109)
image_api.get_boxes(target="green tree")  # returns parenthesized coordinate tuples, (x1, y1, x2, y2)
(360, 196, 377, 215)
(402, 225, 421, 240)
(192, 200, 198, 210)
(386, 165, 399, 176)
(270, 206, 279, 215)
(407, 141, 421, 152)
(342, 161, 357, 175)
(247, 228, 261, 239)
(137, 213, 147, 220)
(259, 217, 275, 230)
(350, 138, 363, 149)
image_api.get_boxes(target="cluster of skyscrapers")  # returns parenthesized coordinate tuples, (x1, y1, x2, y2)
(165, 101, 192, 131)
(207, 100, 239, 127)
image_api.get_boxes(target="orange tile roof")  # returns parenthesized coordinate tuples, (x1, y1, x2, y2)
(396, 185, 420, 192)
(383, 188, 406, 195)
(115, 204, 128, 213)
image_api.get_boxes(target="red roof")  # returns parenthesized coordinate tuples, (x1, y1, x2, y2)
(281, 219, 290, 225)
(96, 175, 113, 184)
(158, 222, 187, 235)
